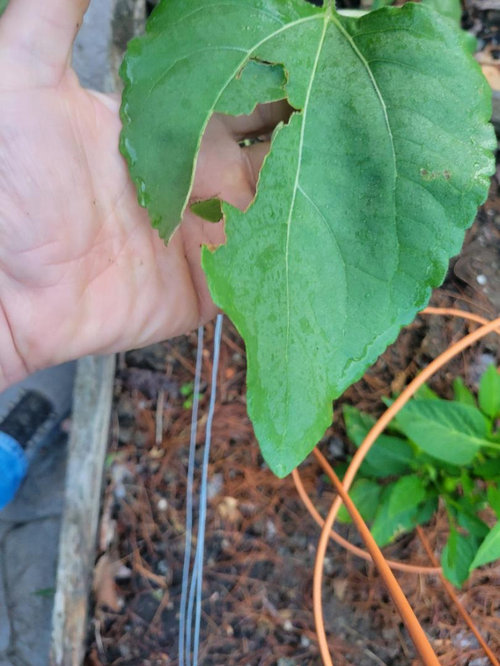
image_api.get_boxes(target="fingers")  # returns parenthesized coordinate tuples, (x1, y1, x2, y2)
(0, 0, 89, 86)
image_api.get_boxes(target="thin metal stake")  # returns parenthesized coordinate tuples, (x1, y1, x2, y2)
(179, 326, 204, 666)
(192, 314, 224, 664)
(180, 315, 224, 666)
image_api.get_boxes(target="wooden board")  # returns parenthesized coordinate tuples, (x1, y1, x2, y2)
(50, 355, 115, 666)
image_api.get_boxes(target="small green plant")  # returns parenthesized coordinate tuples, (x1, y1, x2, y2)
(180, 381, 202, 409)
(338, 364, 500, 586)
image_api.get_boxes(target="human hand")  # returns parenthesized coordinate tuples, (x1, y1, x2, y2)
(0, 0, 285, 389)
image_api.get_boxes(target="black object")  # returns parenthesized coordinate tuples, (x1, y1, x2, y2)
(1, 390, 53, 449)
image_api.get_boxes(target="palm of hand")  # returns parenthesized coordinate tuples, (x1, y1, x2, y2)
(0, 1, 276, 385)
(0, 73, 230, 373)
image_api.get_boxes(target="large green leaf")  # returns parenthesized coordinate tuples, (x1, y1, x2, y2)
(395, 400, 496, 466)
(121, 0, 495, 476)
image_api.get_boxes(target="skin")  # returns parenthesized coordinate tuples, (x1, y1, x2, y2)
(0, 0, 286, 390)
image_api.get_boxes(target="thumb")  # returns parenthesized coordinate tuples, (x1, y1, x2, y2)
(0, 0, 90, 86)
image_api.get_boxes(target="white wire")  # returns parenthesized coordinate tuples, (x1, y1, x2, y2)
(179, 326, 204, 666)
(179, 315, 224, 666)
(192, 314, 224, 664)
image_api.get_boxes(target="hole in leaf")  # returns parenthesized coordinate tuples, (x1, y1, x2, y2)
(191, 56, 297, 245)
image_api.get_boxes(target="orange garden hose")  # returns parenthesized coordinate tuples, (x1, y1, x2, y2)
(293, 308, 500, 665)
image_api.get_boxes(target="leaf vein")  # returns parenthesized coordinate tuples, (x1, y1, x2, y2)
(296, 183, 347, 281)
(145, 46, 249, 100)
(388, 103, 477, 150)
(397, 173, 450, 216)
(366, 57, 474, 109)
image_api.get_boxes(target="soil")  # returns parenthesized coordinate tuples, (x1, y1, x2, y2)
(85, 3, 500, 664)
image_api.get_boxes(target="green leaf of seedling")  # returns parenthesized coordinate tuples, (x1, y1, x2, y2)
(442, 527, 477, 587)
(453, 377, 477, 407)
(343, 405, 414, 477)
(343, 404, 375, 445)
(479, 364, 500, 421)
(473, 457, 500, 481)
(414, 496, 439, 526)
(459, 469, 475, 497)
(387, 475, 426, 517)
(396, 400, 496, 466)
(337, 478, 382, 524)
(457, 509, 490, 540)
(441, 474, 459, 494)
(371, 483, 436, 547)
(121, 0, 495, 476)
(0, 0, 7, 16)
(371, 490, 412, 547)
(363, 437, 415, 478)
(487, 484, 500, 519)
(180, 382, 194, 397)
(469, 522, 500, 572)
(105, 452, 120, 469)
(413, 384, 440, 401)
(331, 460, 349, 481)
(191, 198, 223, 223)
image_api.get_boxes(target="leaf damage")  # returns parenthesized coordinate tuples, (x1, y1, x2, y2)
(120, 0, 495, 477)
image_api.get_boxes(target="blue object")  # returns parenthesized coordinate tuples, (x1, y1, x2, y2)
(0, 431, 28, 510)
